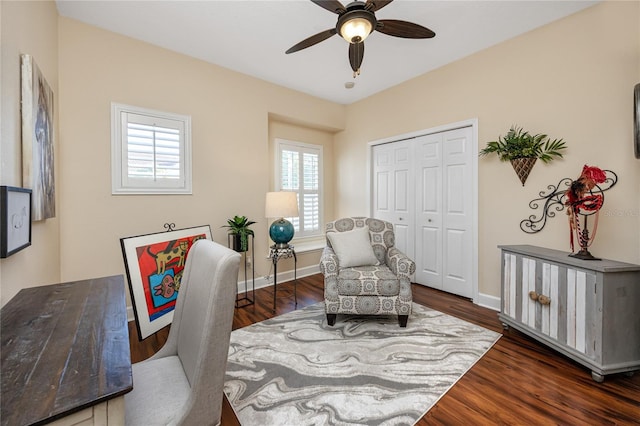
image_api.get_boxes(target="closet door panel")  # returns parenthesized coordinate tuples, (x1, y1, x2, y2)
(372, 142, 415, 258)
(375, 171, 390, 212)
(415, 134, 442, 287)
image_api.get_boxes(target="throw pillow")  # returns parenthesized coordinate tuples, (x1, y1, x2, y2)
(327, 227, 379, 268)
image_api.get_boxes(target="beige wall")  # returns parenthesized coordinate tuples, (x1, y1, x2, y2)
(56, 17, 344, 301)
(1, 0, 61, 305)
(2, 1, 638, 309)
(336, 1, 640, 298)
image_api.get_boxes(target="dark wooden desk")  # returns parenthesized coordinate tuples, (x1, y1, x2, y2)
(1, 275, 132, 425)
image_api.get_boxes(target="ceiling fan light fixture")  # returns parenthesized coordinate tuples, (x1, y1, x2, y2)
(286, 0, 436, 79)
(337, 11, 375, 43)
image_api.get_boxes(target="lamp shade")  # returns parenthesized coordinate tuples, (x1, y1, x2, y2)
(265, 191, 299, 249)
(265, 191, 299, 219)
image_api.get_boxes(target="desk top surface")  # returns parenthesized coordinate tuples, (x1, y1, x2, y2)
(1, 275, 133, 426)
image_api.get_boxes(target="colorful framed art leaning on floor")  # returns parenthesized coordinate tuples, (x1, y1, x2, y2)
(120, 225, 212, 340)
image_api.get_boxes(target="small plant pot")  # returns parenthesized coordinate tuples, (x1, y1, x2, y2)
(229, 233, 248, 253)
(510, 157, 537, 186)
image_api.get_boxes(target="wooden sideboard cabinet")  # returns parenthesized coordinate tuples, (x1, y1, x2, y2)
(498, 245, 640, 382)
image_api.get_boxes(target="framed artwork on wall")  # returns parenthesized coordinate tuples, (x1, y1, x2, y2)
(120, 225, 212, 340)
(0, 186, 32, 258)
(21, 54, 56, 221)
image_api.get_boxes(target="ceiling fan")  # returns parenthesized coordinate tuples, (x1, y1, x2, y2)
(286, 0, 436, 77)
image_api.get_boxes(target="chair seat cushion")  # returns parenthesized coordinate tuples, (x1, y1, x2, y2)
(337, 265, 400, 296)
(125, 355, 191, 426)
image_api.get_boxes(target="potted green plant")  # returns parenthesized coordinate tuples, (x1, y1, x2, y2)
(479, 125, 567, 185)
(223, 215, 256, 252)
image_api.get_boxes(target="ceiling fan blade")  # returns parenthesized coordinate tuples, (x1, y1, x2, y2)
(348, 42, 364, 75)
(286, 28, 337, 54)
(376, 19, 435, 39)
(311, 0, 347, 15)
(364, 0, 393, 12)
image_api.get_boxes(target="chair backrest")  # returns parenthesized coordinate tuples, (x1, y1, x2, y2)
(325, 217, 395, 264)
(164, 239, 241, 425)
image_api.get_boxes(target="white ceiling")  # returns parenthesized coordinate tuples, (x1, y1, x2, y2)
(55, 0, 599, 105)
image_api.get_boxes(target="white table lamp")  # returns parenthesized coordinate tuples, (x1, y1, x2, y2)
(265, 191, 299, 249)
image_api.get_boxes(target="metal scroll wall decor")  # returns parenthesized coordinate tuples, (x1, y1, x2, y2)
(520, 165, 617, 260)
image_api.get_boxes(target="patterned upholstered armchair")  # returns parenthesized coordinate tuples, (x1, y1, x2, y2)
(319, 217, 415, 327)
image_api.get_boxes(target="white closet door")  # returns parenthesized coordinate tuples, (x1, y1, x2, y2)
(415, 127, 474, 298)
(442, 127, 474, 297)
(372, 126, 474, 299)
(414, 133, 443, 289)
(372, 141, 415, 259)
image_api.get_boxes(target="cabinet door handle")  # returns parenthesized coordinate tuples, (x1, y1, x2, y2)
(537, 294, 551, 305)
(529, 291, 551, 305)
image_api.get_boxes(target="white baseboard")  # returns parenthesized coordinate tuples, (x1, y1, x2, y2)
(475, 292, 500, 311)
(236, 264, 321, 293)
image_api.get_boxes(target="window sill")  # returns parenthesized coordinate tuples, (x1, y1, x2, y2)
(265, 238, 325, 259)
(291, 239, 325, 253)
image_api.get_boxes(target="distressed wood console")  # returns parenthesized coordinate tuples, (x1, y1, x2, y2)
(1, 275, 132, 425)
(498, 245, 640, 382)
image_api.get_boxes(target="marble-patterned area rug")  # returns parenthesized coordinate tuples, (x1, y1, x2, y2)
(224, 302, 500, 426)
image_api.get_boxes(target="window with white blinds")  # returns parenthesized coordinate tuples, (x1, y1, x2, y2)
(111, 103, 192, 194)
(275, 139, 323, 238)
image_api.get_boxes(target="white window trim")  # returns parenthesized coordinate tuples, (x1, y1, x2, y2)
(291, 237, 326, 253)
(274, 138, 324, 240)
(111, 103, 192, 195)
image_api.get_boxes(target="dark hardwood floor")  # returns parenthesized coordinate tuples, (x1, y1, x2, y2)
(129, 274, 640, 425)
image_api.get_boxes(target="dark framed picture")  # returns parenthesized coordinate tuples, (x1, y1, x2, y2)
(1, 186, 32, 258)
(634, 83, 639, 159)
(120, 225, 212, 340)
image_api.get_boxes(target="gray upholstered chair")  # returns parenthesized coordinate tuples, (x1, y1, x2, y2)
(125, 239, 241, 426)
(319, 217, 415, 327)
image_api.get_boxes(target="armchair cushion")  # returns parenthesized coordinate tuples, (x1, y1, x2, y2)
(337, 265, 400, 296)
(327, 227, 379, 268)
